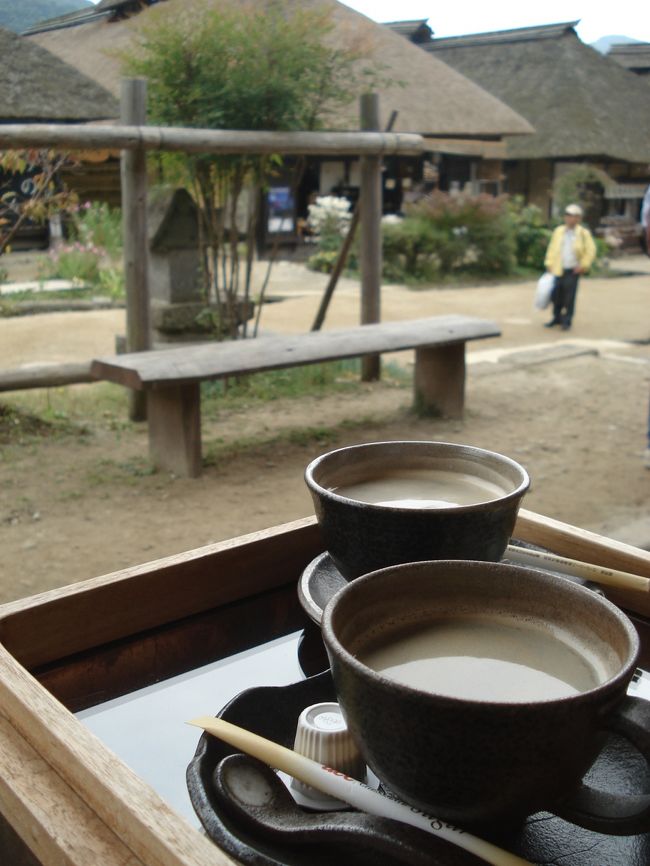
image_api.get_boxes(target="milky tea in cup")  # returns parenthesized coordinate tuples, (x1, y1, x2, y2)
(359, 612, 601, 703)
(305, 441, 530, 579)
(322, 560, 650, 833)
(332, 467, 507, 510)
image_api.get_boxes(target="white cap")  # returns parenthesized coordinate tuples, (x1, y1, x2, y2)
(565, 203, 583, 216)
(290, 702, 366, 809)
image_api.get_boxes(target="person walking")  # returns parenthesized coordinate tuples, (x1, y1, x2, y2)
(543, 203, 596, 331)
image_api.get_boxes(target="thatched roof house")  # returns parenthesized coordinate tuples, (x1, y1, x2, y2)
(0, 24, 117, 121)
(424, 21, 650, 164)
(608, 43, 650, 79)
(26, 0, 532, 140)
(420, 21, 650, 227)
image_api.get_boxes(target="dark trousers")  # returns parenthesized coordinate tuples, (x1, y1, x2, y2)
(551, 269, 579, 325)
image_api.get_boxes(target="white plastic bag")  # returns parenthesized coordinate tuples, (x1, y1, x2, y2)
(534, 272, 555, 310)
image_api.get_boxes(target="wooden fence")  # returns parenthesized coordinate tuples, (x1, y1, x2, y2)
(0, 84, 424, 412)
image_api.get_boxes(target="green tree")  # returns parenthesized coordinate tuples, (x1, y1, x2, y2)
(553, 164, 609, 229)
(125, 0, 376, 337)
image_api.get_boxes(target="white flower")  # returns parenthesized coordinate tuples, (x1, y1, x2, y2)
(308, 195, 352, 237)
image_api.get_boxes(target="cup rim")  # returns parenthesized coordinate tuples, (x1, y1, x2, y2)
(305, 440, 530, 513)
(321, 559, 640, 707)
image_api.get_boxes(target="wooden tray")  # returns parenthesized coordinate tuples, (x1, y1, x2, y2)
(1, 512, 650, 866)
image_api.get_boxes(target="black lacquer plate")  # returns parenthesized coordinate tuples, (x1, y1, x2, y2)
(187, 671, 483, 865)
(297, 543, 593, 625)
(187, 672, 650, 866)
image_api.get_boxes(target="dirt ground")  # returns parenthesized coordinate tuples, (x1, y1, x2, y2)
(0, 253, 649, 605)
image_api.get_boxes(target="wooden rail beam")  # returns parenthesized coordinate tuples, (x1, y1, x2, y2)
(0, 363, 93, 392)
(0, 125, 424, 157)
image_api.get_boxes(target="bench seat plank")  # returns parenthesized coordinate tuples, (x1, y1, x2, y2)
(90, 315, 500, 477)
(91, 315, 499, 390)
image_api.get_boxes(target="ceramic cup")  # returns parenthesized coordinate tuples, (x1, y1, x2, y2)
(305, 441, 529, 580)
(321, 559, 650, 834)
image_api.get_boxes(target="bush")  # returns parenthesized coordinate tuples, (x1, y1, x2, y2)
(307, 249, 340, 273)
(43, 241, 102, 285)
(97, 266, 126, 300)
(381, 217, 446, 282)
(41, 201, 124, 295)
(382, 192, 517, 282)
(306, 191, 562, 283)
(72, 201, 122, 259)
(507, 197, 551, 271)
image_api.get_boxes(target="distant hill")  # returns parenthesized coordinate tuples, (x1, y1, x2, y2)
(0, 0, 92, 33)
(590, 34, 642, 54)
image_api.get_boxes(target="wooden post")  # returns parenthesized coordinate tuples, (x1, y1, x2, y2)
(311, 111, 397, 333)
(147, 384, 202, 478)
(414, 343, 466, 418)
(359, 93, 382, 381)
(121, 78, 151, 421)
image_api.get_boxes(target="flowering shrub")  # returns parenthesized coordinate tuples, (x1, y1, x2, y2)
(307, 196, 352, 245)
(306, 195, 359, 273)
(382, 192, 517, 282)
(304, 191, 557, 283)
(42, 201, 124, 296)
(72, 201, 122, 259)
(44, 241, 102, 285)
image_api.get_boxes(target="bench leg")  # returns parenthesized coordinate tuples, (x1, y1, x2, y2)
(414, 343, 465, 418)
(147, 383, 202, 478)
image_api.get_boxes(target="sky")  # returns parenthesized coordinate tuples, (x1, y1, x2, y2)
(338, 1, 650, 44)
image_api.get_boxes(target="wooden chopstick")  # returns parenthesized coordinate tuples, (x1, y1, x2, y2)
(514, 509, 650, 577)
(513, 508, 650, 615)
(506, 544, 650, 594)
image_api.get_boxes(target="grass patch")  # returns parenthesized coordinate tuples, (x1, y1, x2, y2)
(201, 359, 362, 407)
(201, 358, 410, 416)
(0, 402, 86, 445)
(202, 414, 380, 469)
(1, 383, 131, 432)
(2, 362, 409, 432)
(1, 285, 96, 303)
(0, 285, 109, 317)
(0, 359, 411, 456)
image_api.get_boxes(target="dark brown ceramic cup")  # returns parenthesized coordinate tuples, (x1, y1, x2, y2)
(322, 560, 650, 834)
(305, 441, 529, 580)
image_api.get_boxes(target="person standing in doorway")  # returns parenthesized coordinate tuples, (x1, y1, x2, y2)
(642, 183, 650, 255)
(543, 203, 596, 331)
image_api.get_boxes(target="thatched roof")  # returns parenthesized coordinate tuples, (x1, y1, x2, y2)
(425, 22, 650, 162)
(27, 0, 533, 138)
(22, 0, 157, 34)
(608, 42, 650, 76)
(0, 25, 118, 121)
(0, 0, 91, 34)
(384, 19, 433, 44)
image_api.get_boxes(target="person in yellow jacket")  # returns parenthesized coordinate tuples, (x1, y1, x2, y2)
(544, 203, 597, 330)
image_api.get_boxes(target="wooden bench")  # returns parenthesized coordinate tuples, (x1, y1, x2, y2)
(91, 314, 500, 477)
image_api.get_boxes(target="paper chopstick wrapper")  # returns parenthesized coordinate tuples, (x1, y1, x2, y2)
(506, 544, 650, 593)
